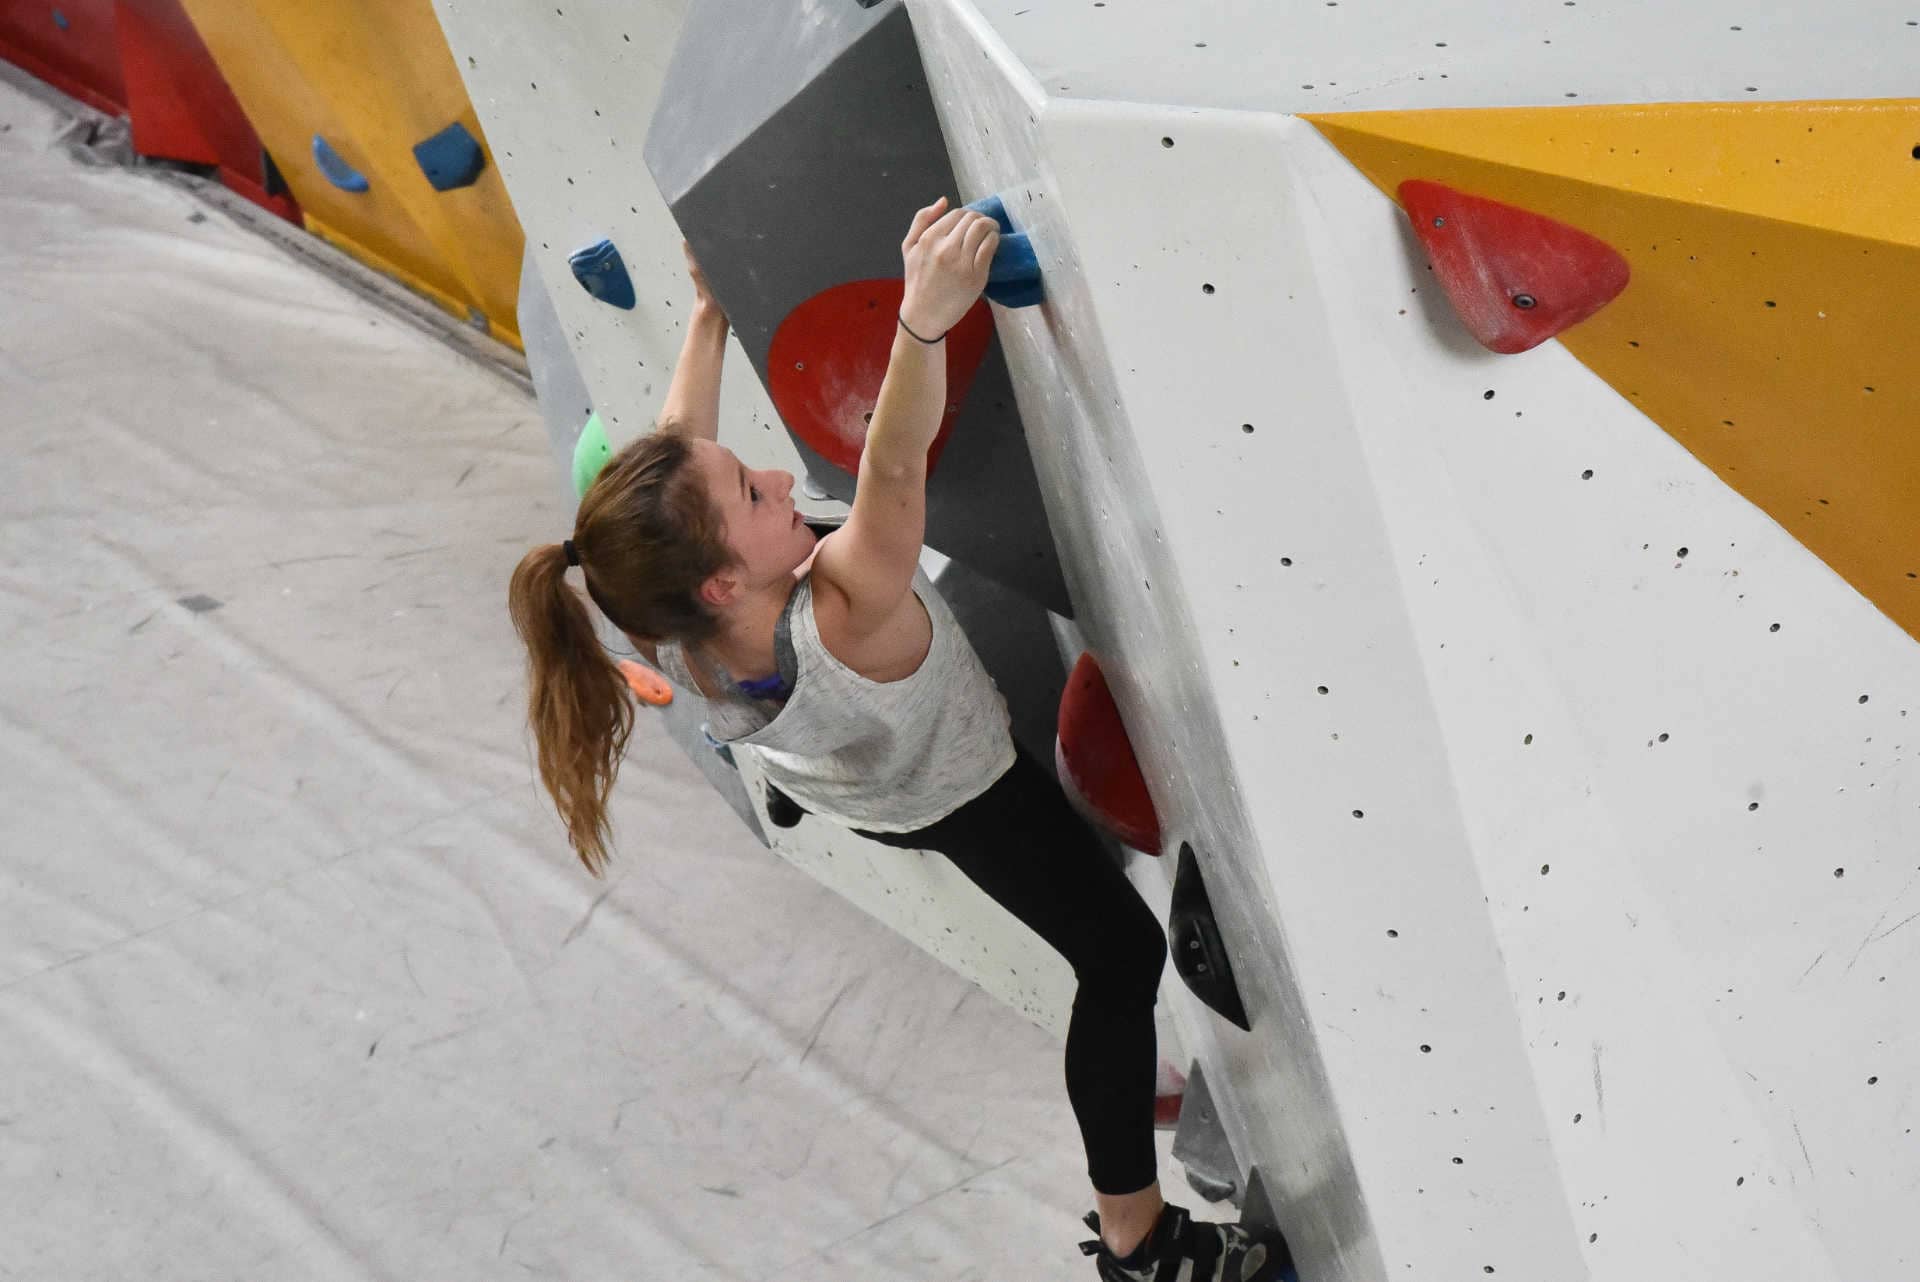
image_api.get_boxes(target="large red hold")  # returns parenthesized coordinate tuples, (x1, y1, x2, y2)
(1400, 179, 1629, 354)
(767, 279, 994, 477)
(1056, 653, 1163, 856)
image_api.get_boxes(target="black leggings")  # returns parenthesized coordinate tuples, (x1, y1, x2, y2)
(847, 745, 1169, 1195)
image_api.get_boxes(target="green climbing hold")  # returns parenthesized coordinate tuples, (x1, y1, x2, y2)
(571, 411, 611, 498)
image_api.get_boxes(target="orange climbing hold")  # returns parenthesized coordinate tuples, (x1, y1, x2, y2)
(618, 660, 674, 708)
(1055, 653, 1162, 855)
(1399, 179, 1629, 354)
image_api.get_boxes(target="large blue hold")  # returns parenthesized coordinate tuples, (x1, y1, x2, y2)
(412, 121, 487, 191)
(569, 240, 637, 310)
(311, 136, 370, 194)
(965, 193, 1044, 309)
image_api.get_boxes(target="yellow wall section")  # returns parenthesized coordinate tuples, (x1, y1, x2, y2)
(176, 0, 525, 347)
(1308, 101, 1920, 643)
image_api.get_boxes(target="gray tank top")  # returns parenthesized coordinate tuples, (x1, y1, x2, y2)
(652, 564, 1014, 832)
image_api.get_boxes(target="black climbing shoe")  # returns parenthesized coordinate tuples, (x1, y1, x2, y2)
(1077, 1202, 1295, 1282)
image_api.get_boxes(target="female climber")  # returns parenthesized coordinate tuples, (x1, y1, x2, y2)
(507, 198, 1292, 1282)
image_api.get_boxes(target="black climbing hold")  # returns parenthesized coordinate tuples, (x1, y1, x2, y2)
(765, 782, 807, 829)
(1512, 293, 1538, 310)
(261, 147, 290, 198)
(1168, 843, 1251, 1031)
(412, 120, 487, 191)
(569, 239, 637, 310)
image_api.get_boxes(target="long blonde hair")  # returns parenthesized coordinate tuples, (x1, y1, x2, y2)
(506, 431, 735, 876)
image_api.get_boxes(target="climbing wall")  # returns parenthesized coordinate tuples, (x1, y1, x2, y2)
(173, 0, 525, 345)
(1310, 101, 1920, 643)
(0, 0, 294, 216)
(430, 0, 1070, 1031)
(640, 0, 1068, 611)
(430, 0, 827, 486)
(436, 0, 1920, 1279)
(0, 0, 123, 114)
(910, 1, 1920, 1279)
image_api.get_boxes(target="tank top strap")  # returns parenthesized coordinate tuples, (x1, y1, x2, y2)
(651, 636, 698, 691)
(656, 579, 808, 704)
(772, 576, 808, 691)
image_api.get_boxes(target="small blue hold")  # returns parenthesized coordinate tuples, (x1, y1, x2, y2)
(965, 193, 1043, 308)
(412, 121, 486, 191)
(984, 231, 1043, 307)
(52, 9, 70, 30)
(569, 239, 636, 310)
(311, 135, 370, 193)
(965, 193, 1013, 235)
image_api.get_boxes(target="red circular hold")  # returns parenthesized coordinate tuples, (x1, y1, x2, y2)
(767, 279, 995, 477)
(1056, 653, 1163, 854)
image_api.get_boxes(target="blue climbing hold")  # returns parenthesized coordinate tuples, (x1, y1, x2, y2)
(964, 193, 1043, 308)
(569, 239, 636, 310)
(984, 231, 1043, 308)
(311, 135, 370, 193)
(52, 9, 69, 30)
(966, 193, 1013, 234)
(412, 121, 486, 191)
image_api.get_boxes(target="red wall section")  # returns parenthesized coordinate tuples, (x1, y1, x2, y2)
(0, 0, 125, 114)
(116, 0, 294, 216)
(0, 0, 294, 220)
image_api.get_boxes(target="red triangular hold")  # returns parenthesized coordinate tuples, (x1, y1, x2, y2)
(1055, 653, 1162, 855)
(1399, 179, 1630, 354)
(767, 280, 994, 477)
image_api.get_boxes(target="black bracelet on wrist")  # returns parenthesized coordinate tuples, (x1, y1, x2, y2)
(897, 313, 947, 344)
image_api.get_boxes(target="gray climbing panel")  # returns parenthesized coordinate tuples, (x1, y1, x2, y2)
(642, 0, 1070, 615)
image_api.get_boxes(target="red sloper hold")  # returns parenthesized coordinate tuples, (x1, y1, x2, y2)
(1399, 179, 1630, 354)
(1055, 653, 1163, 855)
(767, 279, 995, 477)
